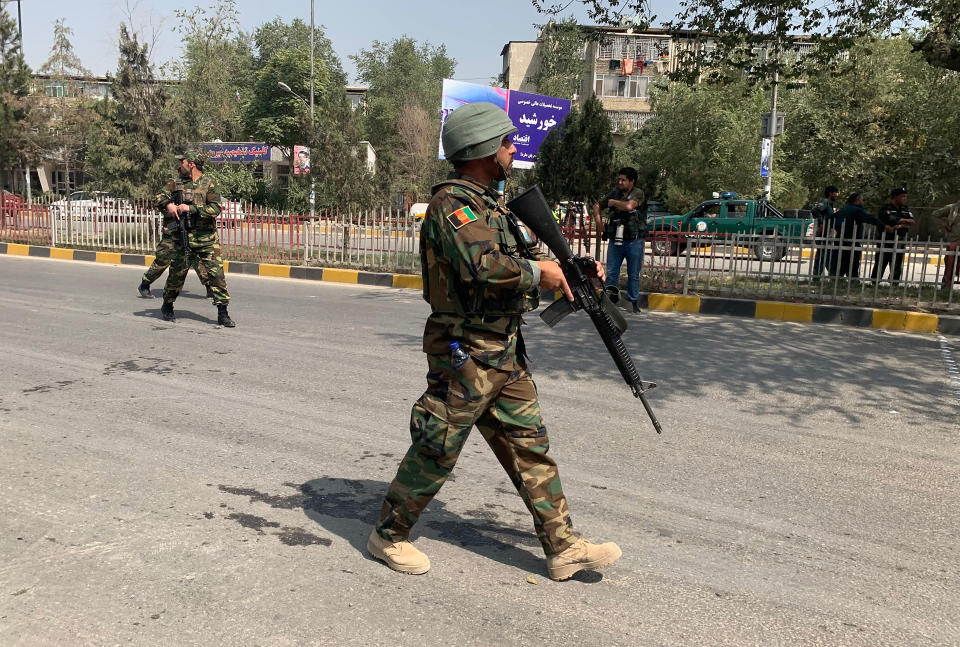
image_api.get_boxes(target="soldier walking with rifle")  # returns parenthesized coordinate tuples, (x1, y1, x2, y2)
(369, 102, 625, 581)
(157, 151, 235, 327)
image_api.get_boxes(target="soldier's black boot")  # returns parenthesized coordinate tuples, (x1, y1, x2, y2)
(205, 285, 214, 299)
(138, 280, 153, 298)
(216, 304, 235, 328)
(160, 300, 176, 322)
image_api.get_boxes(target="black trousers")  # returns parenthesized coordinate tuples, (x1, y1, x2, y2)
(871, 240, 905, 281)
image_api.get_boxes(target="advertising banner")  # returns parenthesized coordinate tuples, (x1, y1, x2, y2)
(198, 143, 271, 162)
(506, 90, 570, 169)
(760, 138, 772, 178)
(293, 145, 311, 175)
(439, 79, 571, 169)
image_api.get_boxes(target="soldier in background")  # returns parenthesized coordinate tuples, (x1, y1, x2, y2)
(931, 201, 960, 289)
(157, 151, 235, 327)
(368, 102, 622, 582)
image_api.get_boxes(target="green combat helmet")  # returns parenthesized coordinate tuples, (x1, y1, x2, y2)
(442, 103, 518, 162)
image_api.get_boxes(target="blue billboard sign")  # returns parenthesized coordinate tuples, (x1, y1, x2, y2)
(439, 80, 571, 169)
(198, 143, 271, 162)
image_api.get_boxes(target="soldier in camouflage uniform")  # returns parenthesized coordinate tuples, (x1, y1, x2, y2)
(157, 151, 235, 327)
(138, 213, 210, 299)
(368, 102, 622, 581)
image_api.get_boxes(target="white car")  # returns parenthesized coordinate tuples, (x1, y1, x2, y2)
(217, 199, 246, 228)
(50, 191, 134, 222)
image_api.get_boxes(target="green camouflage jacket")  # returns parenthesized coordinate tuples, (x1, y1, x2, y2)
(154, 175, 222, 231)
(420, 173, 548, 370)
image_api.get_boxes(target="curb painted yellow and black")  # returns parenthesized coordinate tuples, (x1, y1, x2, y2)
(3, 242, 958, 336)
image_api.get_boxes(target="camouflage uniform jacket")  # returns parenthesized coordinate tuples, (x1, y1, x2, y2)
(154, 175, 222, 231)
(931, 202, 960, 243)
(420, 173, 549, 370)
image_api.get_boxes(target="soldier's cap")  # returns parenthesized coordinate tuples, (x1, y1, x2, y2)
(178, 150, 204, 163)
(442, 102, 518, 162)
(891, 187, 908, 197)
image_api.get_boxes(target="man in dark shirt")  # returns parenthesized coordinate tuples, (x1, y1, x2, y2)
(870, 187, 914, 283)
(593, 167, 646, 313)
(830, 193, 883, 278)
(812, 185, 839, 276)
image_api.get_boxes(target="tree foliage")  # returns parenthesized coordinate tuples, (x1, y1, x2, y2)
(778, 38, 960, 209)
(85, 25, 181, 198)
(166, 0, 253, 142)
(351, 38, 456, 197)
(36, 18, 93, 190)
(535, 94, 614, 205)
(0, 6, 32, 172)
(618, 37, 960, 213)
(535, 0, 960, 77)
(528, 17, 586, 100)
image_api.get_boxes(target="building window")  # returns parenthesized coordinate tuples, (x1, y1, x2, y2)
(595, 74, 650, 98)
(44, 82, 67, 98)
(605, 110, 654, 133)
(597, 35, 670, 61)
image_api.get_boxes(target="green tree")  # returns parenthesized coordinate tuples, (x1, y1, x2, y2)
(37, 18, 93, 193)
(779, 38, 960, 209)
(253, 17, 346, 88)
(528, 17, 586, 100)
(620, 79, 783, 212)
(166, 0, 254, 142)
(535, 95, 614, 206)
(536, 0, 960, 76)
(351, 38, 456, 197)
(85, 25, 180, 198)
(0, 6, 32, 176)
(243, 18, 373, 209)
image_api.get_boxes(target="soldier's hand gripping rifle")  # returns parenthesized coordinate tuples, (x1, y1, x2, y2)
(507, 185, 663, 434)
(170, 188, 192, 255)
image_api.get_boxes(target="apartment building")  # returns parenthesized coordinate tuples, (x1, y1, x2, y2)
(501, 25, 815, 138)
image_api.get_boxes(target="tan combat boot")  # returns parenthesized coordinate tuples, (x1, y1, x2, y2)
(546, 537, 622, 581)
(367, 530, 431, 575)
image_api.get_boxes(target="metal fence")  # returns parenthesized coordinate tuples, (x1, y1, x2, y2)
(2, 200, 957, 313)
(0, 200, 423, 274)
(639, 227, 959, 313)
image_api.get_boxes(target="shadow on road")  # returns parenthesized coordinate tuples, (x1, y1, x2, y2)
(133, 307, 218, 325)
(218, 477, 604, 581)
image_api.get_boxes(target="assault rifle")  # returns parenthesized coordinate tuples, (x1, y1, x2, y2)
(169, 188, 193, 252)
(507, 185, 663, 434)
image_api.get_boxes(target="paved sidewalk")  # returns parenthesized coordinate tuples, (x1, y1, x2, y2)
(2, 241, 958, 335)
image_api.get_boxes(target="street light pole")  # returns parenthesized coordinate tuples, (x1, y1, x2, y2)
(278, 80, 316, 259)
(309, 0, 315, 223)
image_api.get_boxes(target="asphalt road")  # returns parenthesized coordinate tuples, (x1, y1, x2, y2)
(0, 254, 957, 647)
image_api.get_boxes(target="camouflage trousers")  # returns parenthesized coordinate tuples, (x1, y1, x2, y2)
(162, 229, 230, 305)
(375, 352, 577, 556)
(142, 231, 204, 285)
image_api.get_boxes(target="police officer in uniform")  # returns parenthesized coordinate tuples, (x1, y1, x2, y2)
(157, 151, 235, 327)
(870, 187, 915, 284)
(368, 102, 622, 581)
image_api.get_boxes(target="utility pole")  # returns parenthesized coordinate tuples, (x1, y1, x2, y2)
(763, 10, 781, 201)
(309, 0, 315, 222)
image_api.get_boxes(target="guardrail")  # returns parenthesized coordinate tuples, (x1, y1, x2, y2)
(2, 200, 957, 313)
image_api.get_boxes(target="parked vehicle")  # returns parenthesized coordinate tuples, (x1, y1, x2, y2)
(217, 199, 246, 228)
(409, 202, 428, 230)
(0, 190, 24, 223)
(648, 193, 816, 261)
(49, 191, 134, 222)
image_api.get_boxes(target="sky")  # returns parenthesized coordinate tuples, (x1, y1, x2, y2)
(10, 0, 678, 84)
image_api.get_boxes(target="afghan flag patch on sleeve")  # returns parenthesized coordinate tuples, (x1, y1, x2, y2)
(446, 205, 478, 230)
